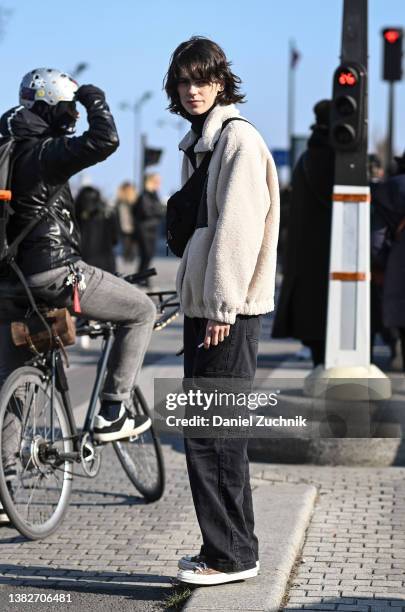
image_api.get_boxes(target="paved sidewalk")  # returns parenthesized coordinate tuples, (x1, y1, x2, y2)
(1, 452, 404, 611)
(256, 464, 405, 611)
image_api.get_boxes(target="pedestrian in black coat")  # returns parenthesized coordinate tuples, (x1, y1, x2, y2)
(133, 173, 165, 282)
(369, 155, 398, 365)
(371, 152, 405, 370)
(272, 100, 334, 366)
(116, 181, 138, 262)
(75, 186, 119, 274)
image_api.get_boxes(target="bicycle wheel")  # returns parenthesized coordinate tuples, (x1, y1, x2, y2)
(0, 366, 73, 540)
(113, 387, 165, 502)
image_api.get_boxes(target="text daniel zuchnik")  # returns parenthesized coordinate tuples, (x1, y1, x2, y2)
(166, 415, 308, 428)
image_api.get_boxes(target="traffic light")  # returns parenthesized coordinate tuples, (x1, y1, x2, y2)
(330, 63, 366, 152)
(144, 146, 163, 167)
(382, 28, 403, 82)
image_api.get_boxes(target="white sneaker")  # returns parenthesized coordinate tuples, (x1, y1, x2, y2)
(93, 405, 151, 442)
(0, 503, 10, 525)
(177, 562, 258, 585)
(178, 554, 260, 572)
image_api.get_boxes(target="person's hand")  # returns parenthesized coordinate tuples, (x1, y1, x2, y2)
(75, 85, 106, 107)
(203, 319, 231, 349)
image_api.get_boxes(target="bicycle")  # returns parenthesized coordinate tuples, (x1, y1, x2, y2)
(0, 267, 180, 540)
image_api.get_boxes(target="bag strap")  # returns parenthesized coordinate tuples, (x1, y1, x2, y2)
(189, 117, 252, 174)
(4, 137, 67, 261)
(220, 117, 252, 133)
(208, 117, 252, 160)
(5, 184, 65, 260)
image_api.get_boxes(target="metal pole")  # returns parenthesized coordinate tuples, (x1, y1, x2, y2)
(326, 0, 369, 370)
(134, 107, 140, 187)
(138, 108, 143, 189)
(287, 40, 295, 175)
(386, 81, 394, 170)
(305, 0, 391, 400)
(140, 133, 147, 191)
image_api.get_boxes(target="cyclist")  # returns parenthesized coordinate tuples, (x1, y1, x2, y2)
(0, 68, 156, 442)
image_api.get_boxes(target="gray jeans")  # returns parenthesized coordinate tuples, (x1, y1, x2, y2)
(0, 260, 156, 402)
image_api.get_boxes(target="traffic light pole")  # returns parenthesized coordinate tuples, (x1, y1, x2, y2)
(387, 81, 394, 170)
(382, 26, 403, 172)
(287, 40, 296, 176)
(140, 133, 146, 191)
(305, 0, 391, 400)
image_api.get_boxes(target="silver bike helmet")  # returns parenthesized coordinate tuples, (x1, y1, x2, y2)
(19, 68, 78, 109)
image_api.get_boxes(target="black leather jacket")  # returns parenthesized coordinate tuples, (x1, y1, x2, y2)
(0, 95, 119, 275)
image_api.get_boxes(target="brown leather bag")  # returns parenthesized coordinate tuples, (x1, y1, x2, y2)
(11, 308, 76, 355)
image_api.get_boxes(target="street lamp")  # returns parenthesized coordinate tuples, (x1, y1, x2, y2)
(71, 62, 89, 79)
(120, 91, 153, 186)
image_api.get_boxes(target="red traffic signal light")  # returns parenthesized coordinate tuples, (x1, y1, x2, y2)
(382, 27, 403, 81)
(338, 70, 358, 87)
(384, 29, 400, 44)
(331, 64, 365, 152)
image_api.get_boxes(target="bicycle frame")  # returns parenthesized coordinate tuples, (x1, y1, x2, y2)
(82, 326, 114, 434)
(52, 288, 180, 451)
(42, 324, 115, 454)
(22, 285, 179, 461)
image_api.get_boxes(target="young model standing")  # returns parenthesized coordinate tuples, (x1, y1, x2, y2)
(164, 37, 280, 585)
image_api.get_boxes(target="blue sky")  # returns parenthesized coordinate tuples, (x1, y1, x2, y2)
(1, 0, 405, 198)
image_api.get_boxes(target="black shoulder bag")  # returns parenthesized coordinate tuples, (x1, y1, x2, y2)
(166, 117, 250, 257)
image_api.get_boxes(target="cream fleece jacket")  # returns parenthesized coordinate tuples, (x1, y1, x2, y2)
(176, 103, 280, 324)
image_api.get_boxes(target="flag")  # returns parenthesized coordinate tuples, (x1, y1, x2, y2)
(290, 47, 301, 69)
(144, 147, 163, 167)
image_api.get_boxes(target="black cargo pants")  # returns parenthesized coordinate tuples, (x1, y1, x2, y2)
(183, 313, 261, 573)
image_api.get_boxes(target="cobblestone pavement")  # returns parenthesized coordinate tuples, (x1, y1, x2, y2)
(0, 438, 196, 611)
(1, 453, 404, 611)
(251, 464, 405, 612)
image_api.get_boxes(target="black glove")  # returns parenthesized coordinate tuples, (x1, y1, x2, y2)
(75, 85, 106, 107)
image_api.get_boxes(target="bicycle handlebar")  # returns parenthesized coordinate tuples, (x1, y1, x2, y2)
(75, 288, 180, 338)
(121, 268, 157, 284)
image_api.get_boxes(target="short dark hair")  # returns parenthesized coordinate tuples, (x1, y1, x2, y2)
(164, 36, 245, 117)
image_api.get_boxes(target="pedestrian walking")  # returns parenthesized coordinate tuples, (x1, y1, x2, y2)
(75, 185, 119, 274)
(369, 155, 399, 367)
(116, 181, 138, 262)
(133, 173, 165, 283)
(371, 150, 405, 371)
(272, 100, 334, 367)
(164, 36, 280, 585)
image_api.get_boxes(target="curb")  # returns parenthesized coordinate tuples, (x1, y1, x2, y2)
(182, 481, 317, 611)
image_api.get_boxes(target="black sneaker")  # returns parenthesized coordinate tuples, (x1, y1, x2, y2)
(178, 554, 260, 571)
(93, 404, 151, 442)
